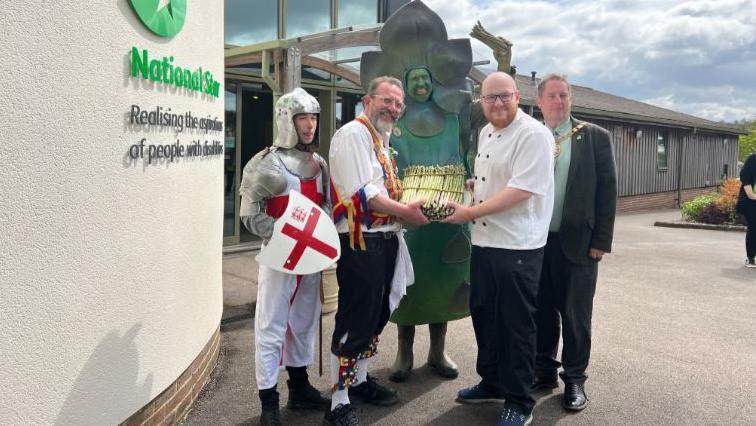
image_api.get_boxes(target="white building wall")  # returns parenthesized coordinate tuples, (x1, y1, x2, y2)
(0, 2, 224, 424)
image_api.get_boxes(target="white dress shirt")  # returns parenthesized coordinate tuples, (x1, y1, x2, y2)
(329, 118, 401, 234)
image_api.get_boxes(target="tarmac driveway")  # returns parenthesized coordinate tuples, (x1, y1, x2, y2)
(187, 210, 756, 425)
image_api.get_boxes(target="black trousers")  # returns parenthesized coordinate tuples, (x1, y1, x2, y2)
(331, 233, 398, 358)
(470, 245, 543, 415)
(744, 210, 756, 259)
(535, 232, 598, 385)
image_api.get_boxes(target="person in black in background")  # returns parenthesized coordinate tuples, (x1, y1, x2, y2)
(737, 153, 756, 268)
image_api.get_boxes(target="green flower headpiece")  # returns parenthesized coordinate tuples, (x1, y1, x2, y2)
(360, 0, 472, 137)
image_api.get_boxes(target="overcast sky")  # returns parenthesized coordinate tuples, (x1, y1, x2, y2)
(423, 0, 756, 123)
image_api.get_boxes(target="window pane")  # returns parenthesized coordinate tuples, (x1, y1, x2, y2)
(380, 0, 411, 22)
(657, 133, 668, 170)
(313, 47, 376, 88)
(338, 0, 377, 27)
(302, 66, 331, 82)
(285, 0, 330, 38)
(225, 0, 278, 45)
(335, 75, 361, 89)
(336, 92, 364, 130)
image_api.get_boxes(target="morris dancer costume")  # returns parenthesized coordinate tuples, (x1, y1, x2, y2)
(329, 113, 403, 389)
(239, 88, 330, 426)
(325, 76, 417, 426)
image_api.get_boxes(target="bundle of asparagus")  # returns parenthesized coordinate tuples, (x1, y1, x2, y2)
(399, 164, 466, 221)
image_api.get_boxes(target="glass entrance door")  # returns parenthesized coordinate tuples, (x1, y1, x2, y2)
(223, 83, 239, 245)
(239, 85, 274, 243)
(222, 82, 274, 246)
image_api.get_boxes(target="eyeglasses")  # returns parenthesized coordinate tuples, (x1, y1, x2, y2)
(370, 94, 405, 111)
(481, 92, 516, 104)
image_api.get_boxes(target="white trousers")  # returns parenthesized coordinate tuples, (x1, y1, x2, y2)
(255, 265, 322, 390)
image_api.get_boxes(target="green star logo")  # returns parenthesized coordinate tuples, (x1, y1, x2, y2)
(129, 0, 187, 38)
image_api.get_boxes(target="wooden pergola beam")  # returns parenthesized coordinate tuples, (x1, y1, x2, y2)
(301, 56, 361, 86)
(468, 67, 487, 84)
(225, 39, 287, 62)
(226, 52, 262, 68)
(295, 26, 381, 56)
(223, 26, 381, 91)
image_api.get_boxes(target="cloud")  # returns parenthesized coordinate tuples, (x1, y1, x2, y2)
(645, 91, 756, 123)
(225, 1, 278, 45)
(423, 0, 756, 122)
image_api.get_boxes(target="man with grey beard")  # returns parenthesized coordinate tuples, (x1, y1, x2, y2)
(325, 76, 429, 426)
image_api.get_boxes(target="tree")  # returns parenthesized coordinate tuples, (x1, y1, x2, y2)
(739, 121, 756, 162)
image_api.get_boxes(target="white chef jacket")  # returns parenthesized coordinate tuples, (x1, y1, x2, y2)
(471, 108, 555, 250)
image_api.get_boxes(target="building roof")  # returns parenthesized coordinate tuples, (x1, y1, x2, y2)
(512, 74, 745, 135)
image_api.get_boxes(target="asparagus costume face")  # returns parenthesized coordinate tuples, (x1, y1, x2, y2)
(360, 1, 473, 325)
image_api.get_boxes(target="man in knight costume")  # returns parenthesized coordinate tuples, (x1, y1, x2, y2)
(360, 0, 515, 382)
(239, 88, 331, 426)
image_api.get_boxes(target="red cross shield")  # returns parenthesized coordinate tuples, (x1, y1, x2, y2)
(256, 190, 341, 275)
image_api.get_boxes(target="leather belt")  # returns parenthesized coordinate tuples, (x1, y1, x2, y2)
(340, 231, 395, 240)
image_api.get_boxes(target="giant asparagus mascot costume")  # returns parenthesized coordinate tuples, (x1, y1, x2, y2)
(360, 1, 471, 381)
(360, 0, 516, 382)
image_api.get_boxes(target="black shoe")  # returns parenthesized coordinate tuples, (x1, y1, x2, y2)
(323, 403, 360, 426)
(531, 377, 558, 392)
(562, 383, 588, 411)
(456, 383, 505, 404)
(496, 407, 532, 426)
(348, 375, 399, 406)
(287, 379, 330, 410)
(260, 406, 283, 426)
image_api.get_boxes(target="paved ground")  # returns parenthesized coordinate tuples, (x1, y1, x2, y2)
(221, 243, 260, 311)
(188, 210, 756, 425)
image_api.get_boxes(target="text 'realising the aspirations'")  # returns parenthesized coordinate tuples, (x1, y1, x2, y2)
(129, 104, 223, 133)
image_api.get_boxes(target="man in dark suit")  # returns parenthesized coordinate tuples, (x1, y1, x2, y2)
(532, 74, 617, 411)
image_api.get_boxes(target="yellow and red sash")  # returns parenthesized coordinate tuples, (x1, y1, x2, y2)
(354, 115, 402, 201)
(331, 115, 402, 250)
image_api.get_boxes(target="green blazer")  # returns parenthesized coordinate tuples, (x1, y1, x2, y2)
(557, 118, 617, 265)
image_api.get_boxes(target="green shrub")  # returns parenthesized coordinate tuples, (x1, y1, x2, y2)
(698, 203, 730, 224)
(681, 194, 718, 222)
